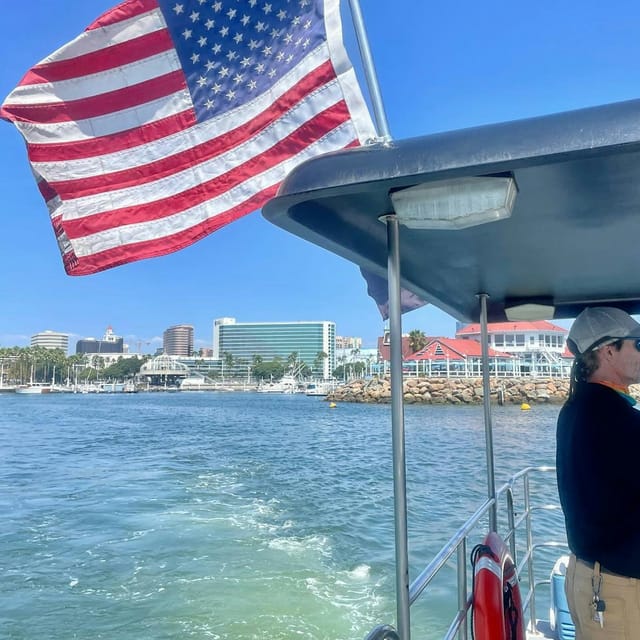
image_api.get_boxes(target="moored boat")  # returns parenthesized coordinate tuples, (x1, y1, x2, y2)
(257, 374, 303, 394)
(15, 383, 53, 394)
(15, 364, 56, 394)
(179, 374, 221, 391)
(305, 380, 339, 396)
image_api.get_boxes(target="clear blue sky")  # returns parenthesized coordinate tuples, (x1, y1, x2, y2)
(2, 1, 639, 353)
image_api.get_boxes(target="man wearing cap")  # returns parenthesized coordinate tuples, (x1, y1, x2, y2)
(557, 306, 640, 638)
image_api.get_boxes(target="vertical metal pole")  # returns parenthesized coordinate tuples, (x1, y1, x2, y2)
(456, 540, 468, 640)
(478, 293, 497, 531)
(383, 214, 410, 639)
(346, 0, 392, 142)
(524, 474, 537, 630)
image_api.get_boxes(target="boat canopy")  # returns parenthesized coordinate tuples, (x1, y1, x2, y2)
(263, 98, 640, 322)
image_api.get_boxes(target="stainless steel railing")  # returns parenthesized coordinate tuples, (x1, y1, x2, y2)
(365, 465, 568, 640)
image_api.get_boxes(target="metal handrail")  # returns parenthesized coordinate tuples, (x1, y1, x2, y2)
(365, 465, 567, 639)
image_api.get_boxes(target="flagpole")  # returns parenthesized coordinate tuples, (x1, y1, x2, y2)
(346, 0, 392, 142)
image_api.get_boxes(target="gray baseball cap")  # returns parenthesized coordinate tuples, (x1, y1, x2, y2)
(567, 306, 640, 355)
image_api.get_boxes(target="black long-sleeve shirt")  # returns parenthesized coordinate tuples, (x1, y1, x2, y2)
(556, 382, 640, 578)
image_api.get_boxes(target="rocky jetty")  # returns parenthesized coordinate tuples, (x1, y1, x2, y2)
(327, 377, 640, 405)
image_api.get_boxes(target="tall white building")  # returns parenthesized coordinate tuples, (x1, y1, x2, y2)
(31, 330, 69, 353)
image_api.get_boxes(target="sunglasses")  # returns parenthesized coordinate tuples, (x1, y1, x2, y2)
(616, 338, 640, 351)
(594, 337, 640, 351)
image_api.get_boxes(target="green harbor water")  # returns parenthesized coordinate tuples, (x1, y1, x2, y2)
(0, 392, 560, 639)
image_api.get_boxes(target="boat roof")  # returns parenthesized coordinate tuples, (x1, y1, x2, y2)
(262, 98, 640, 323)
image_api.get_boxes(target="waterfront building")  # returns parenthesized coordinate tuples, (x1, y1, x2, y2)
(213, 318, 336, 379)
(456, 320, 571, 376)
(31, 330, 69, 353)
(405, 337, 512, 377)
(377, 321, 572, 378)
(456, 320, 567, 352)
(163, 324, 194, 357)
(76, 326, 124, 356)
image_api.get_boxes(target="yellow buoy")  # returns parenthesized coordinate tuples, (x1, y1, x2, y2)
(521, 403, 531, 411)
(329, 402, 337, 408)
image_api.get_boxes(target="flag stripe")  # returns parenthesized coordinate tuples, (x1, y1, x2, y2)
(86, 0, 159, 31)
(15, 90, 193, 146)
(28, 110, 197, 162)
(10, 47, 179, 106)
(36, 5, 164, 64)
(20, 30, 173, 86)
(7, 68, 186, 122)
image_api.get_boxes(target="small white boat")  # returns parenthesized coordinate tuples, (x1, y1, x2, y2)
(305, 380, 338, 396)
(179, 375, 220, 391)
(15, 383, 53, 394)
(257, 374, 302, 394)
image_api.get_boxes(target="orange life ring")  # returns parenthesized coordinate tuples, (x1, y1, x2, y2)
(472, 532, 525, 640)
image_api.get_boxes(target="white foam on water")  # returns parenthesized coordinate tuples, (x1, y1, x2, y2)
(267, 534, 330, 556)
(347, 564, 370, 580)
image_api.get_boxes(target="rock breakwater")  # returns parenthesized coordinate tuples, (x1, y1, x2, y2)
(327, 377, 626, 405)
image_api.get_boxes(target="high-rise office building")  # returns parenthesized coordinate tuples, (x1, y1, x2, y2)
(31, 330, 69, 353)
(213, 318, 335, 379)
(163, 324, 194, 356)
(76, 326, 124, 355)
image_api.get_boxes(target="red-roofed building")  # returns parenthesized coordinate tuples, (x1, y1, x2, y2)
(405, 337, 512, 376)
(455, 321, 571, 376)
(375, 321, 572, 378)
(456, 321, 567, 352)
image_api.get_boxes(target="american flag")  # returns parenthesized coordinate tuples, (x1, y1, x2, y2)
(1, 0, 375, 275)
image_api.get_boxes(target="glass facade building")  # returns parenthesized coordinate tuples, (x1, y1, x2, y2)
(213, 318, 336, 379)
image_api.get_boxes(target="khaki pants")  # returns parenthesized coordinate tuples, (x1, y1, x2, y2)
(565, 554, 640, 639)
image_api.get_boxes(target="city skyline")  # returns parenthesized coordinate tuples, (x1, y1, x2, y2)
(11, 321, 373, 356)
(2, 2, 639, 349)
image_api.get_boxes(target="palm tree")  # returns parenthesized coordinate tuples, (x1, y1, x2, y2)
(408, 329, 428, 354)
(313, 351, 327, 378)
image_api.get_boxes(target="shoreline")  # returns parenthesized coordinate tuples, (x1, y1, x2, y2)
(326, 377, 640, 405)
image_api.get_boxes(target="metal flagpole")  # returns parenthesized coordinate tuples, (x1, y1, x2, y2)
(346, 0, 392, 142)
